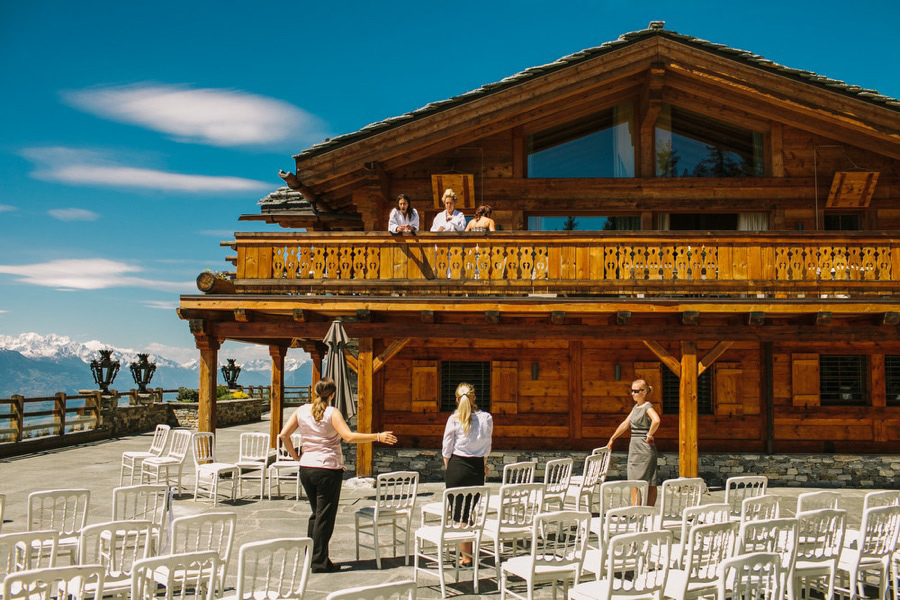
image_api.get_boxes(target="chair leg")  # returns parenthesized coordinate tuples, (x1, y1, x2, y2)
(373, 520, 381, 569)
(437, 542, 446, 599)
(354, 515, 361, 561)
(404, 515, 412, 566)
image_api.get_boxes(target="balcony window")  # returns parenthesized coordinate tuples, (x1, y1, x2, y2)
(655, 104, 764, 177)
(527, 103, 635, 178)
(824, 213, 861, 231)
(526, 215, 640, 231)
(886, 356, 900, 406)
(661, 368, 713, 414)
(819, 355, 867, 406)
(440, 361, 491, 412)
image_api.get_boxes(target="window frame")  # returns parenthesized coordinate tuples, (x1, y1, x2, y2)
(439, 360, 492, 413)
(818, 355, 868, 406)
(524, 211, 642, 232)
(661, 367, 714, 415)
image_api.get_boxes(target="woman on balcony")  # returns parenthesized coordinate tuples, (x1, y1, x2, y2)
(465, 204, 495, 232)
(605, 379, 660, 507)
(388, 193, 419, 233)
(430, 189, 466, 232)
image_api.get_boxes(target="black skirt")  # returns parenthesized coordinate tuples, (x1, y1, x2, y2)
(445, 455, 484, 523)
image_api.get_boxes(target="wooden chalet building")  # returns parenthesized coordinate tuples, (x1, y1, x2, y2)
(179, 23, 900, 478)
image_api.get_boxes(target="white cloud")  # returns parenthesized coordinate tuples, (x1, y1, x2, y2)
(142, 300, 179, 310)
(48, 208, 100, 221)
(0, 205, 17, 212)
(0, 258, 194, 292)
(63, 83, 330, 147)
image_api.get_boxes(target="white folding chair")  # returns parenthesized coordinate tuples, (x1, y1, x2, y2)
(790, 508, 846, 600)
(672, 503, 731, 568)
(121, 424, 170, 485)
(737, 517, 798, 594)
(192, 432, 239, 506)
(227, 537, 312, 600)
(588, 480, 649, 542)
(112, 485, 169, 553)
(835, 505, 900, 600)
(500, 510, 591, 600)
(26, 489, 90, 564)
(717, 551, 780, 600)
(656, 477, 705, 531)
(3, 564, 104, 600)
(541, 458, 573, 511)
(170, 512, 236, 596)
(267, 434, 303, 500)
(740, 494, 781, 525)
(236, 432, 270, 500)
(0, 530, 59, 578)
(502, 461, 537, 485)
(131, 550, 218, 600)
(325, 579, 416, 600)
(665, 521, 737, 600)
(414, 486, 490, 598)
(142, 429, 193, 496)
(582, 505, 656, 581)
(479, 483, 543, 583)
(563, 453, 606, 512)
(796, 490, 840, 514)
(724, 475, 767, 519)
(355, 471, 419, 568)
(571, 529, 672, 600)
(78, 519, 153, 598)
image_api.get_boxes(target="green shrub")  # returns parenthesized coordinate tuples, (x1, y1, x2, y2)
(176, 387, 199, 402)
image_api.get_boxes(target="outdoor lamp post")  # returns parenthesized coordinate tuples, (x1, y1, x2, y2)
(221, 358, 242, 389)
(129, 353, 157, 394)
(90, 349, 120, 393)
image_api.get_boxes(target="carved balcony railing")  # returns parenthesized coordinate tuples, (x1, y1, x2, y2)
(228, 232, 900, 297)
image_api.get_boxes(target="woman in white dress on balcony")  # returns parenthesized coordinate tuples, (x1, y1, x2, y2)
(388, 193, 419, 233)
(430, 189, 466, 232)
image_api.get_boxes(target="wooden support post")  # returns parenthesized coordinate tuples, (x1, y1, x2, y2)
(311, 350, 323, 389)
(373, 338, 410, 374)
(269, 345, 288, 448)
(643, 341, 681, 377)
(357, 338, 374, 478)
(679, 341, 699, 478)
(568, 341, 583, 439)
(196, 336, 220, 434)
(762, 342, 774, 454)
(698, 341, 734, 376)
(55, 392, 66, 436)
(12, 394, 24, 442)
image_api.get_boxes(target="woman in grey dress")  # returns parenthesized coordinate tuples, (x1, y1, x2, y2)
(605, 379, 661, 506)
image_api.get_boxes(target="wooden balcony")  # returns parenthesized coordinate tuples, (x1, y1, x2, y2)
(230, 231, 900, 297)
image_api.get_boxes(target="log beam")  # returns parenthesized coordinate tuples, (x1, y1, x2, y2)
(344, 351, 359, 374)
(269, 345, 288, 448)
(195, 336, 220, 434)
(357, 338, 374, 477)
(643, 341, 682, 377)
(698, 341, 734, 376)
(373, 338, 411, 374)
(679, 341, 699, 478)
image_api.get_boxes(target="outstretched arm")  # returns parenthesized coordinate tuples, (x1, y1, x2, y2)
(331, 408, 397, 445)
(606, 417, 630, 449)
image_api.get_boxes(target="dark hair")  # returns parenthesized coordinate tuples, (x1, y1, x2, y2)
(475, 204, 492, 218)
(396, 194, 411, 217)
(312, 377, 337, 422)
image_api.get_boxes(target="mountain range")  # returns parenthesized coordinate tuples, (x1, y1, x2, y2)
(0, 333, 312, 397)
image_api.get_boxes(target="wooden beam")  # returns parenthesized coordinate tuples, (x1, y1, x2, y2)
(372, 338, 410, 374)
(269, 345, 287, 448)
(770, 121, 784, 178)
(234, 309, 249, 323)
(195, 336, 220, 434)
(643, 341, 681, 377)
(356, 338, 374, 478)
(698, 341, 734, 376)
(292, 309, 307, 323)
(679, 341, 699, 478)
(568, 341, 583, 440)
(344, 351, 359, 374)
(372, 161, 392, 205)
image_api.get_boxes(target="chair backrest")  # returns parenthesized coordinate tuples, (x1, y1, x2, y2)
(796, 490, 840, 513)
(192, 432, 216, 466)
(857, 505, 900, 560)
(740, 494, 780, 524)
(3, 564, 105, 600)
(717, 551, 780, 600)
(542, 458, 573, 495)
(603, 530, 672, 597)
(602, 506, 656, 545)
(131, 551, 218, 600)
(235, 537, 312, 600)
(274, 434, 303, 462)
(795, 509, 846, 564)
(325, 579, 416, 600)
(724, 475, 767, 517)
(440, 486, 489, 532)
(0, 494, 5, 533)
(863, 490, 900, 511)
(530, 511, 591, 572)
(112, 484, 169, 530)
(591, 446, 612, 482)
(658, 477, 704, 525)
(578, 453, 607, 489)
(681, 521, 738, 586)
(79, 520, 153, 580)
(170, 512, 237, 566)
(374, 471, 419, 515)
(737, 517, 798, 576)
(599, 480, 648, 514)
(501, 461, 536, 485)
(148, 424, 171, 456)
(239, 432, 270, 463)
(165, 429, 193, 462)
(0, 530, 59, 577)
(26, 489, 90, 536)
(496, 484, 544, 530)
(675, 503, 731, 565)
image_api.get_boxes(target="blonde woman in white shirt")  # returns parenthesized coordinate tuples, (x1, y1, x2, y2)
(441, 381, 493, 565)
(430, 189, 467, 232)
(388, 193, 419, 233)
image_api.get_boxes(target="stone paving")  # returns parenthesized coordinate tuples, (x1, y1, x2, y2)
(0, 411, 888, 598)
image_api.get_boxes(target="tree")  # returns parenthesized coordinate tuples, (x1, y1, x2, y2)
(561, 216, 579, 231)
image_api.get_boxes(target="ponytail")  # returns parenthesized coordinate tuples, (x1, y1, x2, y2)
(312, 377, 336, 422)
(455, 382, 476, 434)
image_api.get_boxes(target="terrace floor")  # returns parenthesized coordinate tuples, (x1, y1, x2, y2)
(0, 411, 886, 598)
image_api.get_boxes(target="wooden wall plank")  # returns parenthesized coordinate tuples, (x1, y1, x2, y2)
(791, 353, 820, 407)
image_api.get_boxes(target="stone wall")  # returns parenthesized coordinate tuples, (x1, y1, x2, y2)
(104, 398, 266, 436)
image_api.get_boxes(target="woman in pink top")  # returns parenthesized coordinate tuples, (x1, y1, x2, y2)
(279, 377, 397, 572)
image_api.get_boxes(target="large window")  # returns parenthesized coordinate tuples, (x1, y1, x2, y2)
(661, 368, 713, 414)
(655, 104, 764, 177)
(886, 356, 900, 406)
(819, 355, 867, 405)
(527, 103, 635, 178)
(526, 215, 640, 231)
(824, 213, 861, 231)
(440, 361, 491, 412)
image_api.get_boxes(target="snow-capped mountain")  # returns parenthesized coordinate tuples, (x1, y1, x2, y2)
(0, 332, 184, 368)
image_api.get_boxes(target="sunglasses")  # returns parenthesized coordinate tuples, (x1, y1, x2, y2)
(630, 389, 646, 394)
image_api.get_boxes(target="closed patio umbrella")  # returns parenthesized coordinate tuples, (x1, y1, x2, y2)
(323, 319, 356, 419)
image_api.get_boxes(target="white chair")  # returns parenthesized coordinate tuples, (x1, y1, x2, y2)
(121, 424, 170, 486)
(325, 579, 417, 600)
(112, 485, 169, 552)
(26, 489, 90, 564)
(0, 494, 5, 534)
(672, 503, 731, 568)
(656, 477, 704, 531)
(724, 475, 767, 519)
(863, 490, 900, 511)
(78, 519, 153, 598)
(835, 505, 900, 600)
(0, 530, 59, 577)
(582, 505, 656, 581)
(228, 537, 312, 600)
(192, 432, 239, 506)
(568, 448, 611, 513)
(588, 480, 649, 542)
(2, 564, 104, 600)
(142, 429, 193, 496)
(502, 461, 537, 485)
(563, 453, 607, 512)
(355, 471, 419, 569)
(414, 485, 490, 598)
(236, 432, 270, 500)
(717, 551, 780, 600)
(170, 512, 236, 596)
(790, 508, 846, 600)
(267, 434, 303, 500)
(541, 458, 574, 511)
(737, 517, 798, 594)
(571, 529, 672, 600)
(665, 521, 737, 600)
(740, 494, 781, 524)
(479, 483, 544, 583)
(131, 550, 218, 600)
(796, 490, 840, 514)
(500, 510, 591, 600)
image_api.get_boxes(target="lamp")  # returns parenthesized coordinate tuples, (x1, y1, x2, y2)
(614, 364, 622, 381)
(531, 363, 539, 380)
(90, 349, 120, 394)
(129, 353, 157, 394)
(221, 358, 242, 390)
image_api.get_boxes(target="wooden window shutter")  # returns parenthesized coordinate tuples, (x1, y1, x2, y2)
(715, 362, 743, 416)
(411, 360, 439, 413)
(634, 362, 663, 414)
(491, 361, 518, 415)
(791, 353, 820, 407)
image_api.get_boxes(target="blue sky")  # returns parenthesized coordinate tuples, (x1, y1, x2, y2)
(1, 0, 898, 364)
